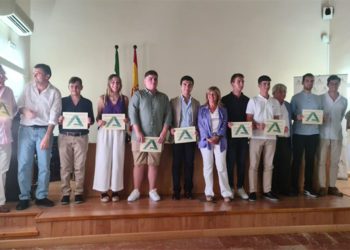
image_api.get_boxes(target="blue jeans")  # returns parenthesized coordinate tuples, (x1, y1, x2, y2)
(17, 126, 53, 200)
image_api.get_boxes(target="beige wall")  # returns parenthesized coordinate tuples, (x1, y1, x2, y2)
(29, 0, 347, 142)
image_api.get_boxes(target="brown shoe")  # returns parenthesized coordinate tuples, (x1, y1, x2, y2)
(0, 205, 10, 213)
(328, 187, 343, 197)
(318, 187, 327, 196)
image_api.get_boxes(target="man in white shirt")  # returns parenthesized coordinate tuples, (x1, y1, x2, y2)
(16, 64, 61, 210)
(318, 75, 347, 197)
(246, 75, 281, 202)
(0, 65, 17, 213)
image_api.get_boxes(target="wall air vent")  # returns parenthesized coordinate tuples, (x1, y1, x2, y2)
(0, 0, 34, 36)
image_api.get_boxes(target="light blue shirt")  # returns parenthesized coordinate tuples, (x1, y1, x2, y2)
(291, 91, 322, 135)
(180, 95, 192, 128)
(320, 92, 347, 140)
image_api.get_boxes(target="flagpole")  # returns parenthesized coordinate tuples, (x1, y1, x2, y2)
(114, 45, 120, 77)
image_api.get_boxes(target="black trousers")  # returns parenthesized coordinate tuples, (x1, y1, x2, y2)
(226, 137, 248, 189)
(291, 134, 319, 192)
(172, 142, 196, 194)
(272, 137, 292, 194)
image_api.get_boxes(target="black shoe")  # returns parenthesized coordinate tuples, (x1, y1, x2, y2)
(35, 198, 55, 207)
(16, 200, 30, 210)
(248, 192, 257, 202)
(61, 195, 70, 205)
(303, 189, 318, 198)
(74, 195, 84, 204)
(184, 192, 193, 200)
(263, 191, 279, 201)
(288, 189, 299, 197)
(172, 193, 180, 200)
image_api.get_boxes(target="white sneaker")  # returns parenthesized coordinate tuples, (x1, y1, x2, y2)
(149, 189, 161, 201)
(127, 189, 140, 202)
(237, 188, 249, 200)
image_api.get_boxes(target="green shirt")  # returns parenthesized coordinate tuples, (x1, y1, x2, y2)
(129, 89, 172, 140)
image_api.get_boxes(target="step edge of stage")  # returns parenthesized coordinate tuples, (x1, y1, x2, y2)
(34, 205, 350, 222)
(1, 224, 350, 249)
(0, 226, 39, 239)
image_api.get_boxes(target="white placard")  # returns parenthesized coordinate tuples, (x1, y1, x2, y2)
(62, 112, 88, 129)
(174, 126, 196, 143)
(230, 122, 252, 138)
(0, 102, 10, 118)
(302, 109, 324, 125)
(140, 137, 162, 152)
(102, 114, 125, 130)
(264, 120, 286, 136)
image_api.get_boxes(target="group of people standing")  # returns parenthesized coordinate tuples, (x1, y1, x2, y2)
(0, 63, 347, 213)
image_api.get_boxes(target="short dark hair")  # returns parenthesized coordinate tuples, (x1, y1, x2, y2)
(327, 75, 341, 85)
(34, 64, 52, 77)
(230, 73, 244, 83)
(144, 70, 158, 78)
(180, 75, 194, 85)
(258, 75, 271, 83)
(302, 73, 314, 83)
(68, 76, 82, 86)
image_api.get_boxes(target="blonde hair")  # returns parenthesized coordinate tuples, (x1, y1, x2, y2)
(205, 86, 221, 106)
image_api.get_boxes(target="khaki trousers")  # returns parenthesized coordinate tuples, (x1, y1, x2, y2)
(249, 139, 276, 193)
(318, 138, 342, 188)
(58, 134, 89, 196)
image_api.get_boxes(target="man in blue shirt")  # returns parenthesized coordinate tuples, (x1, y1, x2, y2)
(58, 77, 94, 205)
(170, 75, 200, 200)
(290, 73, 322, 198)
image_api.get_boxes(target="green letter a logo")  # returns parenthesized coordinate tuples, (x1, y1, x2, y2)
(143, 139, 158, 150)
(67, 115, 84, 127)
(306, 112, 319, 122)
(235, 125, 249, 135)
(178, 130, 193, 141)
(267, 122, 281, 133)
(106, 116, 121, 128)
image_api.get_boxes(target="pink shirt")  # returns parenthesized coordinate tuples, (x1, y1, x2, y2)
(0, 86, 17, 144)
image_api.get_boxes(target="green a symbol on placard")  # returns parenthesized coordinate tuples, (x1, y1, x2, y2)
(306, 112, 319, 122)
(0, 103, 10, 116)
(143, 139, 158, 150)
(67, 115, 84, 127)
(267, 122, 281, 133)
(178, 130, 193, 141)
(235, 125, 249, 135)
(106, 116, 121, 128)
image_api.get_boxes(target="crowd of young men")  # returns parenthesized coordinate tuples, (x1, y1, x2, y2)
(0, 63, 348, 212)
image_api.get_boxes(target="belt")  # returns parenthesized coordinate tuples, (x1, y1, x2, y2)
(60, 132, 88, 137)
(28, 125, 48, 128)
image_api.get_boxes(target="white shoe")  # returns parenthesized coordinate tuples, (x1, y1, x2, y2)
(237, 188, 249, 200)
(149, 189, 161, 201)
(127, 189, 140, 202)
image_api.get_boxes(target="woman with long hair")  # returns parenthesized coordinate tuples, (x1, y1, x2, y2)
(93, 74, 128, 202)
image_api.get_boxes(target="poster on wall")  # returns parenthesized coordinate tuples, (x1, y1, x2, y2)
(293, 74, 348, 95)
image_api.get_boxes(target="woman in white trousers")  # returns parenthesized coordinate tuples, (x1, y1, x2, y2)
(93, 74, 128, 202)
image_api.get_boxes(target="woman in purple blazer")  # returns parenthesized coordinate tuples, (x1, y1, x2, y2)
(198, 86, 233, 202)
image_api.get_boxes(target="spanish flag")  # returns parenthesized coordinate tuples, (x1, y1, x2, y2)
(131, 45, 139, 96)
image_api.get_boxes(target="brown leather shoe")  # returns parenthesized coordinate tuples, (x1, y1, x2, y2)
(0, 205, 10, 213)
(328, 187, 343, 197)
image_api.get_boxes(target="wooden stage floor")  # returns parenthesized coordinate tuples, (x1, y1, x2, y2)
(1, 180, 350, 248)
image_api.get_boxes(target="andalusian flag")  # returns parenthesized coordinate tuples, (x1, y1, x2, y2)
(114, 45, 120, 76)
(131, 45, 139, 96)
